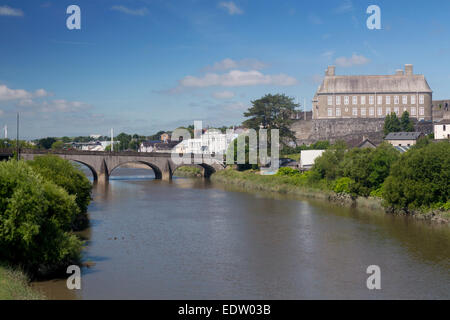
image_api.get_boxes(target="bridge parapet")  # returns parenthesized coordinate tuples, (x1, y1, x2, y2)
(14, 149, 225, 183)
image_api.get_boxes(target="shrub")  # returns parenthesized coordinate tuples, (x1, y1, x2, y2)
(383, 141, 450, 210)
(28, 155, 92, 229)
(333, 177, 354, 194)
(0, 161, 82, 273)
(276, 167, 300, 177)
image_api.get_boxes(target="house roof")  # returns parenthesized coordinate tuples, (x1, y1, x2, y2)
(394, 146, 411, 153)
(384, 132, 422, 140)
(435, 119, 450, 125)
(316, 74, 432, 94)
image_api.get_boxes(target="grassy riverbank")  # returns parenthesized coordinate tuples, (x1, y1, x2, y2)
(0, 265, 45, 300)
(173, 166, 202, 178)
(211, 169, 449, 223)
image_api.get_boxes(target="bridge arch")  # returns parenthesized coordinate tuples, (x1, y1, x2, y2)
(69, 160, 99, 181)
(109, 161, 163, 180)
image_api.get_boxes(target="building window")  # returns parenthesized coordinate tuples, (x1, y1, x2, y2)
(336, 96, 341, 105)
(394, 96, 399, 104)
(419, 95, 424, 104)
(443, 125, 446, 131)
(411, 95, 416, 104)
(344, 96, 349, 105)
(345, 107, 348, 112)
(419, 107, 425, 116)
(328, 96, 333, 106)
(336, 107, 341, 117)
(361, 96, 366, 104)
(361, 108, 366, 116)
(328, 108, 333, 117)
(369, 96, 374, 105)
(402, 95, 408, 104)
(377, 107, 383, 116)
(369, 107, 375, 116)
(352, 96, 357, 105)
(386, 107, 391, 115)
(377, 96, 382, 105)
(386, 96, 391, 105)
(352, 107, 358, 116)
(394, 107, 399, 115)
(411, 107, 416, 116)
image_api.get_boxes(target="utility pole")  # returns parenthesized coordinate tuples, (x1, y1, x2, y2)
(16, 113, 19, 161)
(3, 124, 7, 139)
(111, 128, 114, 152)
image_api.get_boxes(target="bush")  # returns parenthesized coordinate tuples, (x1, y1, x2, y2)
(0, 161, 82, 274)
(333, 177, 354, 194)
(276, 167, 300, 177)
(383, 141, 450, 210)
(28, 155, 92, 229)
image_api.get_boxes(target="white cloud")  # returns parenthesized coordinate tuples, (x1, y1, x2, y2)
(202, 58, 268, 72)
(111, 5, 148, 16)
(0, 85, 50, 102)
(321, 51, 335, 59)
(218, 2, 243, 15)
(335, 53, 370, 67)
(0, 5, 24, 17)
(40, 100, 90, 113)
(212, 91, 235, 99)
(335, 0, 353, 14)
(178, 70, 298, 88)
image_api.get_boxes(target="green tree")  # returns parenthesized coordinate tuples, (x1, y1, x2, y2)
(0, 161, 82, 273)
(37, 137, 57, 149)
(243, 94, 299, 146)
(28, 155, 92, 230)
(51, 140, 64, 150)
(400, 111, 414, 132)
(383, 113, 401, 136)
(383, 141, 450, 210)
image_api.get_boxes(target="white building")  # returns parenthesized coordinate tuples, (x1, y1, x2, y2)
(174, 129, 238, 155)
(434, 120, 450, 140)
(300, 150, 325, 170)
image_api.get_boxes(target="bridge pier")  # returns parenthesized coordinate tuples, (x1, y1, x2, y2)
(161, 170, 172, 181)
(97, 172, 109, 184)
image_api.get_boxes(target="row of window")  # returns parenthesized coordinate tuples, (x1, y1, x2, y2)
(327, 106, 425, 117)
(327, 94, 425, 106)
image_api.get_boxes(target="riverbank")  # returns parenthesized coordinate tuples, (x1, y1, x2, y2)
(0, 265, 45, 300)
(211, 169, 450, 224)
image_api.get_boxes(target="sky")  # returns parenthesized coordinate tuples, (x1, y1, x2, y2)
(0, 0, 450, 139)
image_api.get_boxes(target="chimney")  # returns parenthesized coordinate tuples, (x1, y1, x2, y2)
(326, 66, 335, 76)
(395, 69, 404, 75)
(404, 64, 413, 75)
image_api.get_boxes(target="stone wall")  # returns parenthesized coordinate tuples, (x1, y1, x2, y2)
(432, 100, 450, 121)
(291, 118, 385, 145)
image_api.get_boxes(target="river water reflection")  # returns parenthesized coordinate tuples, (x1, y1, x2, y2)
(33, 168, 450, 299)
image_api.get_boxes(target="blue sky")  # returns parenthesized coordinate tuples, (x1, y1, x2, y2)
(0, 0, 449, 139)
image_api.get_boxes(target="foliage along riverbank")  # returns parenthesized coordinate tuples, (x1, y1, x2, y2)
(0, 155, 92, 299)
(0, 265, 45, 300)
(212, 140, 450, 224)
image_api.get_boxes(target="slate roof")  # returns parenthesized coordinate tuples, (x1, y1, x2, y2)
(384, 132, 422, 140)
(317, 75, 432, 94)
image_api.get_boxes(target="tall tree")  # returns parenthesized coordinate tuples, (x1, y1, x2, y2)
(243, 94, 299, 146)
(400, 111, 414, 132)
(383, 113, 401, 136)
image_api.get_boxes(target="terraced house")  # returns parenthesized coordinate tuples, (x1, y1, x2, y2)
(312, 64, 433, 121)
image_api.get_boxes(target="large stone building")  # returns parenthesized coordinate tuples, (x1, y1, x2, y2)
(312, 64, 433, 121)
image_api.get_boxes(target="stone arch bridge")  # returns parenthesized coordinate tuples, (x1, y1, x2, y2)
(12, 149, 225, 183)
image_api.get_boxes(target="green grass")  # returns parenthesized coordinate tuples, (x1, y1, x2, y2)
(0, 265, 45, 300)
(211, 168, 331, 199)
(281, 153, 300, 161)
(173, 166, 203, 178)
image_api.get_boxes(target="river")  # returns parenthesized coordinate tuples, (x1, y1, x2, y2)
(32, 168, 450, 299)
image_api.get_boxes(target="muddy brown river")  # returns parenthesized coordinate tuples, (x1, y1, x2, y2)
(32, 168, 450, 299)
